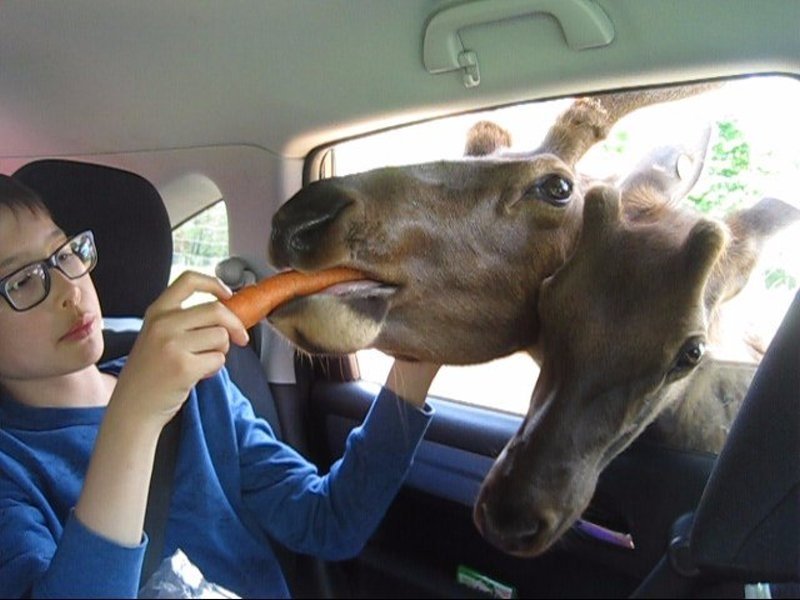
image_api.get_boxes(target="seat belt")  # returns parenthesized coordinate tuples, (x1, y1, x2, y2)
(139, 410, 182, 589)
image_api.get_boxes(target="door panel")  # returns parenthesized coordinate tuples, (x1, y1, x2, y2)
(307, 380, 717, 598)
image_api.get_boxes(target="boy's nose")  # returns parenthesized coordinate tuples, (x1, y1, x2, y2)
(54, 273, 82, 309)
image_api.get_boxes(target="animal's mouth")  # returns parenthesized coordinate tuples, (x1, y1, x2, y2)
(476, 478, 590, 558)
(266, 270, 397, 355)
(502, 513, 577, 558)
(267, 271, 398, 322)
(494, 513, 635, 558)
(312, 278, 398, 300)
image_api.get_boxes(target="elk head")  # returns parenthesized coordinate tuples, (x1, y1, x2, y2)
(268, 83, 718, 363)
(473, 185, 728, 557)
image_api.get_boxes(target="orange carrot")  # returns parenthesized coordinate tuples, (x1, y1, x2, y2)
(221, 266, 365, 328)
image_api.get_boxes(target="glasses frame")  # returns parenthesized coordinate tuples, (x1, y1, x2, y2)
(0, 230, 97, 312)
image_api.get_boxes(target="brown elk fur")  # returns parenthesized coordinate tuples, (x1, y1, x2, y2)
(464, 120, 512, 156)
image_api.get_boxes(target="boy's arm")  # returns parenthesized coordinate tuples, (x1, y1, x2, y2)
(237, 358, 438, 558)
(75, 272, 248, 547)
(384, 359, 441, 409)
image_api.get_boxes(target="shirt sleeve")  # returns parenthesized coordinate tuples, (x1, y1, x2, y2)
(0, 481, 145, 599)
(33, 512, 146, 599)
(232, 379, 433, 560)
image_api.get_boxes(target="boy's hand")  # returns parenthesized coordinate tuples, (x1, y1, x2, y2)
(113, 271, 249, 428)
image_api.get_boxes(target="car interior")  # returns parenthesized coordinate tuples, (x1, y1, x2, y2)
(1, 2, 798, 599)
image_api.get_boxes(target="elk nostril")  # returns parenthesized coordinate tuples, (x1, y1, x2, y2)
(270, 182, 353, 267)
(271, 185, 354, 265)
(477, 500, 543, 550)
(288, 211, 341, 253)
(515, 520, 541, 546)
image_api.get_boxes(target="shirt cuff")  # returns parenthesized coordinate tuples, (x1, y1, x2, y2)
(35, 510, 146, 598)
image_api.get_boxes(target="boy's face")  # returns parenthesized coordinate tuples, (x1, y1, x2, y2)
(0, 206, 104, 383)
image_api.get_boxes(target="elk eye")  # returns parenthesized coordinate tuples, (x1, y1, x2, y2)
(671, 339, 706, 373)
(530, 174, 573, 205)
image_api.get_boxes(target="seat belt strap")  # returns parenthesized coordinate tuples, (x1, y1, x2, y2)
(139, 410, 182, 589)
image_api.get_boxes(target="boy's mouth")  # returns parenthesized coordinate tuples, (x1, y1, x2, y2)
(60, 314, 96, 342)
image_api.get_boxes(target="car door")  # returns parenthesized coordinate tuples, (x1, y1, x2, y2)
(296, 362, 710, 598)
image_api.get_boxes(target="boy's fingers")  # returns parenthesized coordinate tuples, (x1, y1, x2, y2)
(164, 300, 249, 348)
(217, 303, 250, 342)
(180, 326, 232, 356)
(152, 271, 232, 311)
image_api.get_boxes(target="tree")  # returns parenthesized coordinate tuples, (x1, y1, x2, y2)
(688, 119, 754, 218)
(172, 202, 229, 269)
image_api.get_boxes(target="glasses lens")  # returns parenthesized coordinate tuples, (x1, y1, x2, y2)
(58, 232, 97, 279)
(0, 232, 97, 311)
(4, 264, 48, 310)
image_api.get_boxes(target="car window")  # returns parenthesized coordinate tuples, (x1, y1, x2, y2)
(327, 75, 800, 415)
(170, 200, 230, 304)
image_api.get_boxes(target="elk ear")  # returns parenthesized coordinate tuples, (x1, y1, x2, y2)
(683, 219, 728, 291)
(705, 197, 800, 306)
(619, 123, 712, 220)
(464, 120, 512, 156)
(726, 197, 800, 239)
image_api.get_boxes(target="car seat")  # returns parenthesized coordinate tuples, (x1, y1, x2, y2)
(632, 289, 800, 598)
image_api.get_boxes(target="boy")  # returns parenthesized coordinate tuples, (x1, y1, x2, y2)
(0, 174, 438, 598)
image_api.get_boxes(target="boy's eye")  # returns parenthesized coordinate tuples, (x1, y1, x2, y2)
(57, 249, 77, 264)
(8, 270, 37, 292)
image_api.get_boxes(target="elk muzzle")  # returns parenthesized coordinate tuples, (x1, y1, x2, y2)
(270, 180, 356, 270)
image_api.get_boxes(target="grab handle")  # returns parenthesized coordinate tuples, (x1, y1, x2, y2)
(423, 0, 615, 87)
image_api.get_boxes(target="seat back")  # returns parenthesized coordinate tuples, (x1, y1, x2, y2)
(689, 289, 800, 581)
(632, 290, 800, 598)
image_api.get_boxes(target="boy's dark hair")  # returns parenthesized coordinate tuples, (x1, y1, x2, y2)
(0, 174, 51, 217)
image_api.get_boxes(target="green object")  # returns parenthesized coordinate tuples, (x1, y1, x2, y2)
(456, 564, 517, 599)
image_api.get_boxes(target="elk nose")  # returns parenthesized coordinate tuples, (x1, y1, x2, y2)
(475, 500, 542, 550)
(270, 181, 353, 267)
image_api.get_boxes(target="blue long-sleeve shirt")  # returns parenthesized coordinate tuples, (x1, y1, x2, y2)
(0, 357, 433, 598)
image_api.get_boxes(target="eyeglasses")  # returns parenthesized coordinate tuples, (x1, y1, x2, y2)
(0, 230, 98, 312)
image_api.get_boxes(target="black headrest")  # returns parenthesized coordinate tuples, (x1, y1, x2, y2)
(13, 159, 172, 318)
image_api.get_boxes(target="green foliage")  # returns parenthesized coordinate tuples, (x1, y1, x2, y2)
(764, 268, 797, 290)
(172, 202, 229, 268)
(611, 117, 797, 295)
(602, 130, 629, 155)
(687, 119, 754, 218)
(683, 118, 797, 292)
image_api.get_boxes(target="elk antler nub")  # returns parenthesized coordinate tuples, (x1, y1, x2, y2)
(540, 81, 723, 167)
